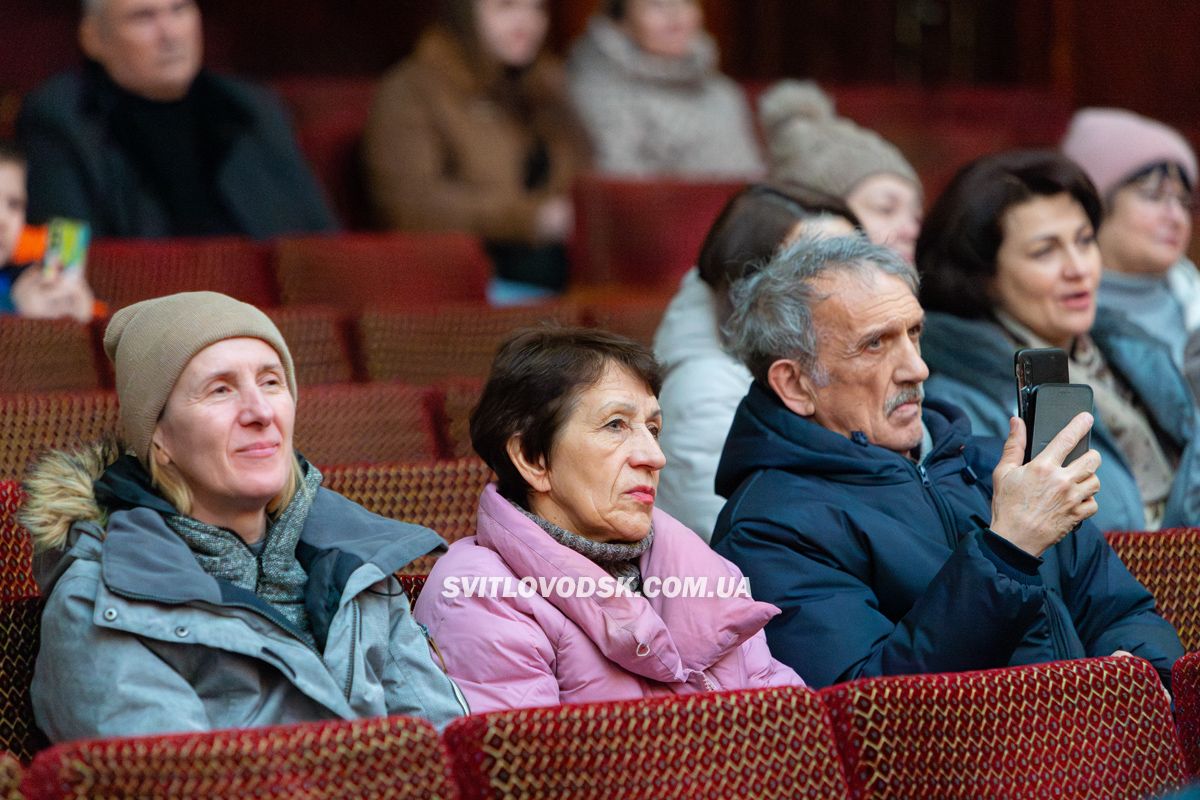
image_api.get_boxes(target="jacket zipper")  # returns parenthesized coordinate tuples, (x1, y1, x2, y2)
(699, 671, 717, 692)
(342, 600, 360, 701)
(915, 463, 958, 549)
(1044, 588, 1072, 659)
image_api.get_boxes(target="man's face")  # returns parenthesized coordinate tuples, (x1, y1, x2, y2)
(799, 269, 929, 454)
(81, 0, 203, 101)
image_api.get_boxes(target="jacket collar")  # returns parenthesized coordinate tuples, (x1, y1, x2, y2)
(473, 485, 778, 681)
(715, 380, 971, 498)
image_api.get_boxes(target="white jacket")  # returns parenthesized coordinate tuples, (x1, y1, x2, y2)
(653, 269, 753, 541)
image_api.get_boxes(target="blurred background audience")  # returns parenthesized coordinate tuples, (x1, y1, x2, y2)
(566, 0, 762, 178)
(15, 0, 336, 239)
(364, 0, 588, 305)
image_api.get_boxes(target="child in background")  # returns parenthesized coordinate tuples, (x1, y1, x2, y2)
(0, 140, 94, 322)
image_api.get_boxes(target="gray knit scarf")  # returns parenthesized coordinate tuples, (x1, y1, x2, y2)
(167, 463, 323, 648)
(515, 502, 654, 593)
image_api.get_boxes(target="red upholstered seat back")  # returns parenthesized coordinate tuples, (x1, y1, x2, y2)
(0, 597, 46, 763)
(819, 657, 1186, 799)
(570, 173, 743, 287)
(21, 713, 458, 799)
(294, 382, 440, 466)
(443, 685, 850, 799)
(1171, 651, 1200, 777)
(1105, 528, 1200, 651)
(0, 318, 103, 394)
(264, 306, 353, 386)
(0, 391, 120, 482)
(274, 232, 490, 310)
(88, 237, 278, 311)
(0, 483, 35, 601)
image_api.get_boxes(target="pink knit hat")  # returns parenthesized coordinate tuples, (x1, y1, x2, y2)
(1061, 107, 1197, 198)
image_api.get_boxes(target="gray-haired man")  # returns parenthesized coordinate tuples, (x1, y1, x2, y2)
(711, 235, 1182, 688)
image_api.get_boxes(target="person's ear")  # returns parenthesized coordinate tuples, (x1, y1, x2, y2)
(150, 426, 173, 467)
(506, 434, 551, 494)
(767, 359, 817, 417)
(79, 15, 103, 62)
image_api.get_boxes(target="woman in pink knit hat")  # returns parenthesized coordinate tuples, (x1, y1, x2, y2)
(1061, 108, 1200, 393)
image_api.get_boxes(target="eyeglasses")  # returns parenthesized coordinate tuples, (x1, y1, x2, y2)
(1133, 184, 1196, 212)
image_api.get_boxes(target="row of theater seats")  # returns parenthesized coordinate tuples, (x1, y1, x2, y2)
(1, 293, 672, 394)
(264, 78, 1081, 231)
(0, 653, 1195, 798)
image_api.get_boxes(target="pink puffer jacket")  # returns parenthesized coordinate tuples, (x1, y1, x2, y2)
(414, 484, 802, 714)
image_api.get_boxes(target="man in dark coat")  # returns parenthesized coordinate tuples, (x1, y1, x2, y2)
(17, 0, 336, 238)
(711, 234, 1183, 689)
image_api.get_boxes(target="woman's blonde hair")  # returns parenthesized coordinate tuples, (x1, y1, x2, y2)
(148, 451, 302, 520)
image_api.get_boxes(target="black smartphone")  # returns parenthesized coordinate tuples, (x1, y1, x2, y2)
(1024, 383, 1093, 465)
(1014, 347, 1069, 419)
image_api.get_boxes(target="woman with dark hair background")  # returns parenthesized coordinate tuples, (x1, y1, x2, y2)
(653, 183, 858, 540)
(363, 0, 589, 304)
(918, 149, 1200, 532)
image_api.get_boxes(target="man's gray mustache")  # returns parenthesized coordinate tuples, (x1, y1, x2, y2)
(885, 385, 925, 415)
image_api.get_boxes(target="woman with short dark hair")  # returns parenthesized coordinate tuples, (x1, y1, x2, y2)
(653, 183, 859, 540)
(415, 326, 802, 713)
(918, 150, 1200, 531)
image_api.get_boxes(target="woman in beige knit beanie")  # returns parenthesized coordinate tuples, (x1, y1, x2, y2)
(759, 80, 923, 262)
(21, 291, 465, 743)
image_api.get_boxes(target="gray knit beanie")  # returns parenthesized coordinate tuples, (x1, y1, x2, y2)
(103, 292, 297, 465)
(759, 79, 920, 199)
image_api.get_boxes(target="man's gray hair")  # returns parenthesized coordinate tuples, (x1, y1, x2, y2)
(724, 234, 920, 385)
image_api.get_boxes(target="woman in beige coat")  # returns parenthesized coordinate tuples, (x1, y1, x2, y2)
(363, 0, 589, 303)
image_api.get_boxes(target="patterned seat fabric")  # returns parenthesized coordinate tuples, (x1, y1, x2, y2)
(0, 483, 36, 601)
(435, 377, 484, 461)
(274, 232, 490, 310)
(1105, 528, 1200, 651)
(264, 306, 353, 385)
(0, 597, 47, 763)
(1172, 651, 1200, 777)
(322, 458, 492, 546)
(0, 318, 102, 394)
(0, 751, 21, 800)
(819, 657, 1187, 799)
(575, 286, 675, 348)
(88, 237, 278, 311)
(396, 574, 427, 607)
(20, 714, 458, 800)
(295, 383, 440, 466)
(443, 685, 850, 800)
(356, 303, 582, 384)
(0, 391, 120, 482)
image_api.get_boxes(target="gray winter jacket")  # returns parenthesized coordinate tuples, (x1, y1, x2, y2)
(25, 447, 466, 743)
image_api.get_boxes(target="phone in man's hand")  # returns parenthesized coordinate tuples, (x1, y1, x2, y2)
(1014, 348, 1092, 465)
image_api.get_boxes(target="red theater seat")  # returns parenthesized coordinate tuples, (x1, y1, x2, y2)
(21, 714, 457, 800)
(0, 597, 47, 763)
(88, 237, 277, 311)
(294, 382, 440, 466)
(444, 685, 849, 799)
(264, 306, 353, 385)
(1172, 651, 1200, 777)
(0, 483, 36, 601)
(274, 232, 490, 310)
(0, 318, 103, 394)
(570, 173, 743, 287)
(355, 302, 581, 384)
(0, 391, 120, 481)
(1105, 528, 1200, 652)
(819, 657, 1186, 799)
(322, 458, 491, 547)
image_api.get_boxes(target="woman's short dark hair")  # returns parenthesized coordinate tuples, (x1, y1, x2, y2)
(470, 326, 663, 506)
(606, 0, 627, 19)
(916, 150, 1103, 319)
(697, 182, 859, 295)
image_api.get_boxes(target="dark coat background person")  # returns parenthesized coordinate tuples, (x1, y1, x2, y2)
(17, 0, 336, 238)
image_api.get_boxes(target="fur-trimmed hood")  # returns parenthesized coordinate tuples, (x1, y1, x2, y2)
(20, 440, 121, 554)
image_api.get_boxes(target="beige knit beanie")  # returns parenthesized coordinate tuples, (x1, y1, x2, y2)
(103, 292, 297, 464)
(759, 79, 920, 199)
